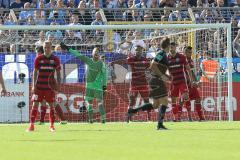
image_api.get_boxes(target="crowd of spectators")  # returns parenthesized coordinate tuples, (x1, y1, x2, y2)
(0, 0, 240, 57)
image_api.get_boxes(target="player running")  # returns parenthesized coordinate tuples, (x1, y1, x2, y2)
(128, 37, 171, 130)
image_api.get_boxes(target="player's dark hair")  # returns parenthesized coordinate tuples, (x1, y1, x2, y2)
(160, 37, 170, 49)
(170, 42, 177, 46)
(184, 46, 192, 51)
(183, 46, 193, 54)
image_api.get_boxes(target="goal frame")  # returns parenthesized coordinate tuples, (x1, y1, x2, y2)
(0, 23, 233, 121)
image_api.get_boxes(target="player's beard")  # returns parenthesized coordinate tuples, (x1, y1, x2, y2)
(93, 55, 99, 61)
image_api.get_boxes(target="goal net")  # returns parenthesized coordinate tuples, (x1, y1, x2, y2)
(0, 23, 233, 123)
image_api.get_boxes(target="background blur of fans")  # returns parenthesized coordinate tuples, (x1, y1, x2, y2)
(0, 0, 239, 57)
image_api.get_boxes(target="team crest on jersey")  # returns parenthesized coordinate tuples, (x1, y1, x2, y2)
(176, 58, 180, 62)
(50, 60, 55, 64)
(40, 60, 44, 63)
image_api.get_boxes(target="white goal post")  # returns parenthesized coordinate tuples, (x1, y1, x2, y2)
(0, 23, 233, 122)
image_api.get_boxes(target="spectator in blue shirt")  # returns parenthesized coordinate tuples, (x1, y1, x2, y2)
(10, 0, 23, 9)
(45, 22, 63, 41)
(19, 2, 34, 24)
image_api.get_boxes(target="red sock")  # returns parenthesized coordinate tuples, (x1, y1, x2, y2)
(40, 106, 47, 122)
(55, 104, 65, 121)
(172, 104, 179, 120)
(185, 101, 192, 120)
(49, 107, 55, 126)
(196, 103, 204, 120)
(30, 108, 38, 124)
(185, 101, 191, 112)
(178, 105, 182, 121)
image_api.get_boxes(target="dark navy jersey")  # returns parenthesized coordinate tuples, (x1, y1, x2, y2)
(153, 50, 168, 76)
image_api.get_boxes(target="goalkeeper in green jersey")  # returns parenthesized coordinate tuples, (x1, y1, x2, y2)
(60, 43, 107, 123)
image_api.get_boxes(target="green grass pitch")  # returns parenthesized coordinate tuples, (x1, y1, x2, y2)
(0, 122, 240, 160)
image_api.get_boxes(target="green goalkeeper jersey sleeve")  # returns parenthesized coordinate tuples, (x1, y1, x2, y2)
(69, 49, 92, 65)
(102, 63, 108, 87)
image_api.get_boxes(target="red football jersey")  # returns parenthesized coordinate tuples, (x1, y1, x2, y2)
(168, 53, 188, 85)
(127, 56, 150, 86)
(34, 54, 61, 91)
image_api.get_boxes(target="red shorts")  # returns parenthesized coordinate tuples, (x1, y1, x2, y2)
(130, 85, 149, 99)
(170, 83, 188, 97)
(188, 86, 200, 100)
(31, 90, 56, 103)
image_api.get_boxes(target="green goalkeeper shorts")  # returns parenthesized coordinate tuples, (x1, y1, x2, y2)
(85, 87, 103, 102)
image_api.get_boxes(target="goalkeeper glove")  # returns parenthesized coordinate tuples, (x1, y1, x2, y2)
(60, 42, 69, 51)
(102, 85, 107, 91)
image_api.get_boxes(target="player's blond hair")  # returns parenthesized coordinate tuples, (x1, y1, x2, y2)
(43, 40, 52, 47)
(54, 44, 61, 52)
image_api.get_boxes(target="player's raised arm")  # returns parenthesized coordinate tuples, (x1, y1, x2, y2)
(60, 42, 92, 65)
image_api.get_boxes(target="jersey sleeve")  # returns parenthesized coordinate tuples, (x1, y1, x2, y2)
(34, 56, 40, 70)
(144, 58, 150, 68)
(182, 55, 188, 66)
(55, 57, 61, 71)
(69, 48, 92, 65)
(127, 56, 133, 64)
(154, 53, 164, 63)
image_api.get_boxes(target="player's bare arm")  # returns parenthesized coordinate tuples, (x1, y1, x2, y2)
(185, 64, 196, 86)
(32, 68, 38, 93)
(110, 59, 126, 66)
(0, 71, 6, 93)
(56, 70, 61, 92)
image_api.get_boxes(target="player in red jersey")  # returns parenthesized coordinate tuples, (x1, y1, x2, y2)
(181, 46, 204, 121)
(168, 42, 194, 122)
(127, 37, 171, 130)
(35, 45, 67, 125)
(26, 41, 61, 132)
(111, 45, 151, 122)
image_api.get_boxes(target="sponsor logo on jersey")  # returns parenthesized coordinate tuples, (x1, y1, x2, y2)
(40, 66, 54, 70)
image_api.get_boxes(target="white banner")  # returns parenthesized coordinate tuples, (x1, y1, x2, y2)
(0, 62, 29, 122)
